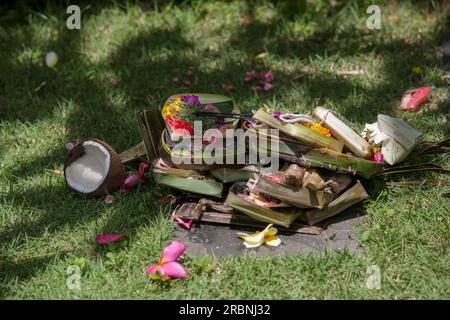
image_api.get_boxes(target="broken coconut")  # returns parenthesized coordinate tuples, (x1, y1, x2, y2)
(64, 140, 125, 196)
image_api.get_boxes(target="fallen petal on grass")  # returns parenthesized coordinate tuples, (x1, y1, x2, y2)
(65, 142, 75, 151)
(96, 233, 127, 245)
(172, 211, 193, 230)
(104, 194, 114, 204)
(147, 240, 188, 280)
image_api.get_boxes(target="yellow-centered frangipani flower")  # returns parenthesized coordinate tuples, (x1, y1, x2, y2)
(237, 224, 281, 249)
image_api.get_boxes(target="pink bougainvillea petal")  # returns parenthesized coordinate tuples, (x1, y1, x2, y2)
(244, 71, 257, 82)
(172, 212, 193, 230)
(263, 82, 274, 91)
(121, 162, 150, 192)
(104, 194, 114, 204)
(261, 70, 274, 82)
(121, 174, 141, 191)
(96, 233, 126, 244)
(146, 263, 160, 275)
(161, 240, 186, 262)
(65, 142, 75, 151)
(160, 261, 188, 279)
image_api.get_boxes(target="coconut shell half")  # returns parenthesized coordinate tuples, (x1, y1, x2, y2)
(64, 139, 125, 197)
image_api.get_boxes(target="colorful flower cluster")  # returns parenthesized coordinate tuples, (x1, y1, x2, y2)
(162, 95, 202, 135)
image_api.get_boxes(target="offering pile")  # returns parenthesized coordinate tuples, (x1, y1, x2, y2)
(136, 93, 450, 232)
(64, 93, 450, 234)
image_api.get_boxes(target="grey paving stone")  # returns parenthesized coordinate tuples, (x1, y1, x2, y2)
(174, 207, 366, 257)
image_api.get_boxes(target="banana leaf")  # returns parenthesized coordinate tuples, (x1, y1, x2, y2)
(225, 183, 301, 228)
(253, 176, 334, 209)
(297, 181, 368, 225)
(160, 128, 247, 171)
(253, 109, 344, 152)
(248, 129, 382, 178)
(152, 172, 223, 198)
(210, 166, 258, 183)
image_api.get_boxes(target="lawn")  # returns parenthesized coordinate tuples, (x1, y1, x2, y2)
(0, 0, 449, 299)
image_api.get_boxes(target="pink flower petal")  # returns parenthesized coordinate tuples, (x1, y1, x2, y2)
(104, 194, 114, 204)
(96, 233, 126, 244)
(121, 174, 141, 191)
(161, 240, 186, 263)
(183, 80, 191, 87)
(172, 212, 193, 230)
(160, 261, 188, 279)
(374, 151, 383, 163)
(263, 82, 274, 91)
(138, 162, 150, 175)
(146, 263, 160, 275)
(244, 71, 257, 82)
(186, 66, 194, 76)
(65, 142, 75, 151)
(111, 79, 121, 86)
(260, 70, 274, 82)
(172, 76, 179, 83)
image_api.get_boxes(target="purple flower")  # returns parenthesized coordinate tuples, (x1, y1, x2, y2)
(272, 111, 281, 119)
(180, 95, 200, 105)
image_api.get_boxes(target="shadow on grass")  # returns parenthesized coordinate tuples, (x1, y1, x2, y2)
(0, 1, 447, 295)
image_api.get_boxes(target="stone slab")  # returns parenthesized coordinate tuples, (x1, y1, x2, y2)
(174, 206, 366, 257)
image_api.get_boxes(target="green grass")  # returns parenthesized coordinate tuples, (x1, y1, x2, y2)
(1, 0, 450, 299)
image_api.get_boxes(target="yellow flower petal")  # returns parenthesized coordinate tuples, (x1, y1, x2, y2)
(243, 241, 263, 249)
(264, 236, 281, 247)
(266, 227, 278, 237)
(237, 224, 274, 248)
(237, 231, 265, 244)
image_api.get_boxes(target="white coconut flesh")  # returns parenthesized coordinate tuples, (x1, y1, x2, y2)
(65, 141, 111, 193)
